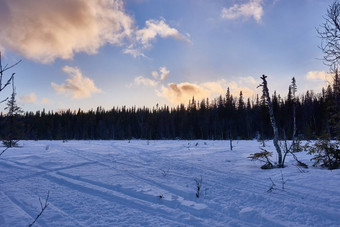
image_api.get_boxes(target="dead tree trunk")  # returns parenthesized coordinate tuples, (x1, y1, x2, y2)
(291, 77, 298, 152)
(258, 75, 283, 167)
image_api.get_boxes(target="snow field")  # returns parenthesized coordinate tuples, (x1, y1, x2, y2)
(0, 140, 339, 226)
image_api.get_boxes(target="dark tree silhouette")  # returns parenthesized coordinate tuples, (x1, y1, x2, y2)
(3, 78, 23, 147)
(317, 1, 340, 70)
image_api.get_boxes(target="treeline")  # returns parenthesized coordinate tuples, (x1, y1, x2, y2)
(0, 81, 338, 140)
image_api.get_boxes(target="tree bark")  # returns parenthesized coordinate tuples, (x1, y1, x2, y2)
(259, 75, 283, 167)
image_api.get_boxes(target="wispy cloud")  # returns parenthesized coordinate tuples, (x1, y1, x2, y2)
(304, 70, 334, 91)
(123, 47, 146, 58)
(20, 93, 37, 103)
(221, 0, 264, 23)
(0, 0, 133, 63)
(51, 66, 101, 99)
(306, 71, 333, 82)
(152, 67, 170, 80)
(133, 66, 170, 87)
(134, 76, 158, 87)
(136, 19, 191, 48)
(41, 98, 53, 104)
(124, 19, 191, 57)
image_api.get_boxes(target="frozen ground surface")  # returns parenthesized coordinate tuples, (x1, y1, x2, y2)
(0, 140, 339, 227)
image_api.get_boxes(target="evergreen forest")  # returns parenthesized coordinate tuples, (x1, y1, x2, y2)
(1, 79, 338, 141)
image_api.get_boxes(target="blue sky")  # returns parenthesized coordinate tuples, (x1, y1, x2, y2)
(0, 0, 334, 112)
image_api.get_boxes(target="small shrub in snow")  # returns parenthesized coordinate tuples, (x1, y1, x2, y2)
(306, 137, 340, 170)
(281, 135, 308, 169)
(267, 177, 277, 193)
(267, 172, 286, 192)
(160, 168, 170, 177)
(2, 140, 19, 148)
(248, 149, 274, 169)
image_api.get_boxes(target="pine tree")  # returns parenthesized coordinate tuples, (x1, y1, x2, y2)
(3, 78, 23, 147)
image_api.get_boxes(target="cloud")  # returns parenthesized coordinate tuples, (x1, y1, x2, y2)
(151, 66, 170, 80)
(157, 82, 211, 104)
(157, 80, 229, 104)
(229, 76, 257, 97)
(221, 0, 264, 23)
(228, 81, 255, 97)
(159, 67, 170, 80)
(123, 47, 146, 58)
(124, 19, 191, 57)
(41, 98, 53, 104)
(136, 19, 191, 48)
(157, 77, 257, 105)
(51, 66, 101, 99)
(20, 93, 37, 103)
(306, 71, 333, 82)
(133, 66, 170, 87)
(134, 76, 158, 87)
(0, 0, 133, 63)
(304, 70, 334, 92)
(0, 1, 190, 61)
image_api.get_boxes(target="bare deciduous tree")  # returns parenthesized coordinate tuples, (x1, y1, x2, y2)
(258, 75, 283, 167)
(317, 1, 340, 70)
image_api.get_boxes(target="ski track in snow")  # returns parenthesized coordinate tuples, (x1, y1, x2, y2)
(0, 140, 340, 226)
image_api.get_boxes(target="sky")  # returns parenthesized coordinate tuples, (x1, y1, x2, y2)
(0, 0, 336, 112)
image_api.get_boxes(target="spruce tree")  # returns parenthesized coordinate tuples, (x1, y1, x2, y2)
(3, 78, 23, 147)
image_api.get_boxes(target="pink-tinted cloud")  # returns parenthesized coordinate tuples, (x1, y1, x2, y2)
(157, 77, 257, 105)
(51, 66, 101, 99)
(0, 0, 133, 63)
(20, 93, 37, 103)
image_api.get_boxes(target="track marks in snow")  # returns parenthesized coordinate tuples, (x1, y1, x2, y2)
(1, 140, 340, 226)
(43, 172, 207, 226)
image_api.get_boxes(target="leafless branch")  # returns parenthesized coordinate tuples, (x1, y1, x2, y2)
(317, 1, 340, 69)
(0, 97, 8, 104)
(267, 177, 276, 193)
(0, 52, 21, 93)
(0, 147, 9, 157)
(28, 191, 50, 227)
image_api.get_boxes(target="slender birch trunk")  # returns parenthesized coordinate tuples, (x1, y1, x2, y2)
(259, 75, 283, 167)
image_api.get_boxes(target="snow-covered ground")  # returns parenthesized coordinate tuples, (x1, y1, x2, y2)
(0, 140, 339, 226)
